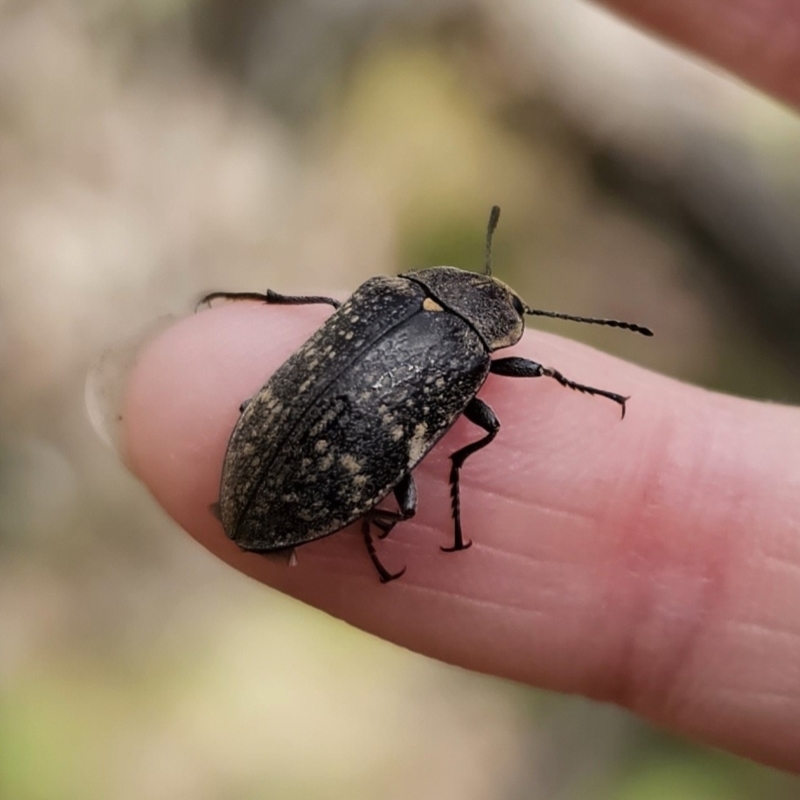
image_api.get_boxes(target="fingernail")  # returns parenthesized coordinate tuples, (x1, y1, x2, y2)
(85, 316, 177, 462)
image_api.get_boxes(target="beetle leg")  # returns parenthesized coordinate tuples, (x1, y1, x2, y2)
(362, 475, 416, 578)
(490, 357, 629, 419)
(373, 473, 417, 539)
(395, 472, 418, 517)
(443, 397, 500, 553)
(197, 289, 341, 310)
(262, 290, 341, 309)
(362, 517, 406, 583)
(370, 513, 395, 538)
(261, 547, 299, 567)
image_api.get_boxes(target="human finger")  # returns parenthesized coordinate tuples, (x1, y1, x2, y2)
(600, 0, 800, 108)
(123, 302, 800, 773)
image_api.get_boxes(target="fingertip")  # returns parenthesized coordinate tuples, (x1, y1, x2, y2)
(117, 299, 800, 771)
(121, 302, 334, 535)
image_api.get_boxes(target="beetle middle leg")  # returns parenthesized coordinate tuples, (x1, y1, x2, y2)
(444, 397, 500, 553)
(198, 288, 341, 310)
(490, 357, 628, 418)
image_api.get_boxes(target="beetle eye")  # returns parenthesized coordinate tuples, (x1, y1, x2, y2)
(511, 295, 525, 316)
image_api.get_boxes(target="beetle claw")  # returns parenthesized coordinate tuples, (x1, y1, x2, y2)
(379, 565, 407, 583)
(363, 518, 406, 582)
(441, 539, 473, 553)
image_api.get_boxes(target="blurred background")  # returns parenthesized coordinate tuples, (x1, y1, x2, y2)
(2, 0, 800, 797)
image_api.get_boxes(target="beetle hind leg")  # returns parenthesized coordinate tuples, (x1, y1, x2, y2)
(374, 473, 417, 539)
(360, 474, 417, 581)
(444, 397, 500, 553)
(362, 517, 406, 583)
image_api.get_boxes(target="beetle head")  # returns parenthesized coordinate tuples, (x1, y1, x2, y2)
(404, 206, 653, 350)
(405, 266, 525, 351)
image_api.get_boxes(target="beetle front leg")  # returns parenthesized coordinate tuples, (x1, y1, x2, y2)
(197, 288, 341, 310)
(444, 397, 500, 553)
(490, 357, 629, 418)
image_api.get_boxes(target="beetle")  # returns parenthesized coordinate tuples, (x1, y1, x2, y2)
(201, 206, 652, 581)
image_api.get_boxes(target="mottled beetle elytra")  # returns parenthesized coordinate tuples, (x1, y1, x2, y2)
(200, 207, 652, 582)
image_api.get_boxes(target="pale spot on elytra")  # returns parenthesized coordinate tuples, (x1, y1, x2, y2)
(340, 454, 361, 473)
(408, 422, 428, 464)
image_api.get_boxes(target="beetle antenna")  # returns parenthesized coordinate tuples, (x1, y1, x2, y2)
(485, 205, 501, 276)
(524, 307, 653, 337)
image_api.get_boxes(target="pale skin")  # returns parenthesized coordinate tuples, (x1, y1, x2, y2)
(123, 3, 800, 774)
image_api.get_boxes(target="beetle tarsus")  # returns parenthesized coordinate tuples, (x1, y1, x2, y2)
(444, 460, 473, 552)
(197, 289, 341, 310)
(264, 289, 341, 309)
(490, 357, 628, 415)
(196, 290, 270, 310)
(362, 517, 405, 582)
(443, 397, 499, 553)
(543, 367, 628, 415)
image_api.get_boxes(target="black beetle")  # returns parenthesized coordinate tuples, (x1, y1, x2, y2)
(201, 207, 652, 581)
